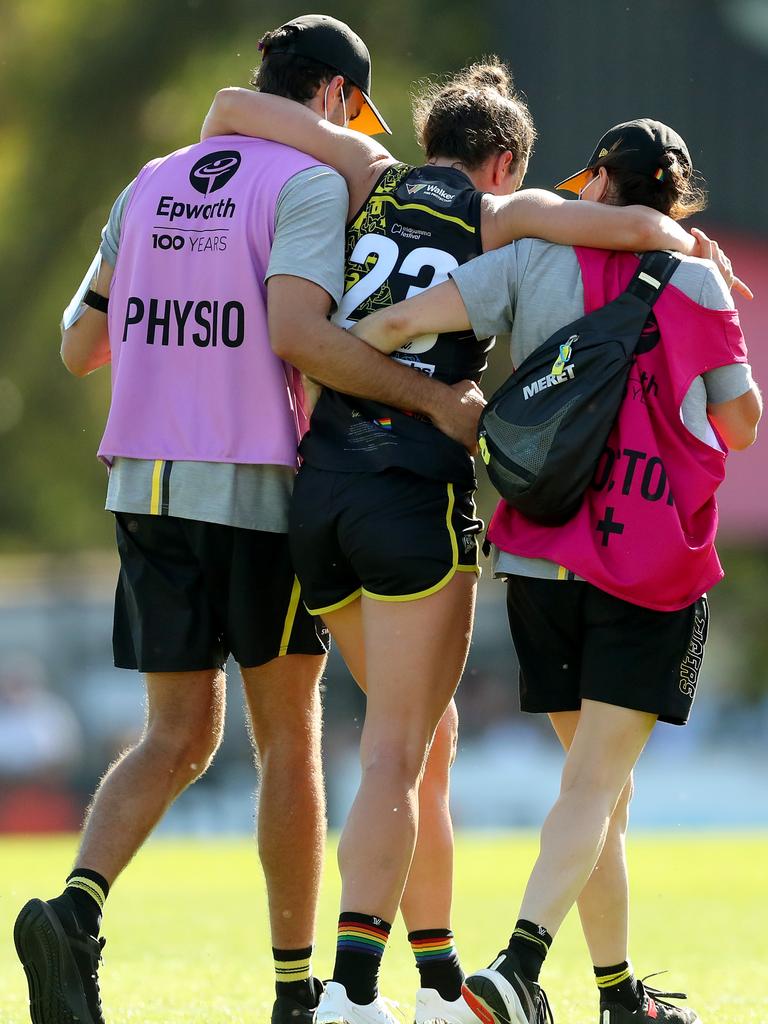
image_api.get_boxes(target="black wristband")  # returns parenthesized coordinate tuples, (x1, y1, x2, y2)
(84, 289, 109, 313)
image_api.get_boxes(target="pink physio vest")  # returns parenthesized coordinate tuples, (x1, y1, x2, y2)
(99, 137, 325, 466)
(489, 247, 748, 611)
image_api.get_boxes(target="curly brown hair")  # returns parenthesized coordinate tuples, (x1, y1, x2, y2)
(412, 58, 536, 171)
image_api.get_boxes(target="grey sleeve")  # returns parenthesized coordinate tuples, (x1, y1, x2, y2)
(99, 180, 135, 266)
(694, 262, 751, 403)
(266, 166, 349, 310)
(449, 244, 519, 340)
(696, 261, 735, 311)
(703, 363, 754, 404)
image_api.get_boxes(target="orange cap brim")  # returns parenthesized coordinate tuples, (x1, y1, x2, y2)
(348, 93, 391, 136)
(554, 168, 594, 194)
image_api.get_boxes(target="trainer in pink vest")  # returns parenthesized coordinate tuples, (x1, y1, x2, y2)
(99, 137, 325, 467)
(489, 246, 748, 611)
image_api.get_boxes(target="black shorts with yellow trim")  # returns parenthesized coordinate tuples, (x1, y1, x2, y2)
(113, 512, 329, 672)
(289, 465, 482, 615)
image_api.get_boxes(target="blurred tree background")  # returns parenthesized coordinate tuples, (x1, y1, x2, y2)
(0, 0, 491, 553)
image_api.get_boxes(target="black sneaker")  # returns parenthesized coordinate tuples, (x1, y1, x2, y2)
(14, 897, 107, 1024)
(462, 950, 553, 1024)
(600, 977, 701, 1023)
(271, 976, 324, 1024)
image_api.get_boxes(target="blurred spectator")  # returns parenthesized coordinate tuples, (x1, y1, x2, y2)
(0, 653, 82, 832)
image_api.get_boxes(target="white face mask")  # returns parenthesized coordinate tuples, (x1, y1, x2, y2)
(323, 80, 347, 127)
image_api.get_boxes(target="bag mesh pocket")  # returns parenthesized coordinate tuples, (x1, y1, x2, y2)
(484, 395, 579, 477)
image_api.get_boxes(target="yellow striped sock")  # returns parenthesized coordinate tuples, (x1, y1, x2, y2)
(596, 966, 633, 988)
(66, 875, 107, 911)
(274, 947, 312, 986)
(512, 926, 550, 956)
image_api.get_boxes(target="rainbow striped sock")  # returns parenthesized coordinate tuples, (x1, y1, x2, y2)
(409, 928, 463, 1001)
(333, 912, 391, 1004)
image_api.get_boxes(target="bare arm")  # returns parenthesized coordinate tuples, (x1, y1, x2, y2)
(60, 260, 114, 376)
(350, 280, 470, 354)
(268, 275, 483, 449)
(481, 189, 697, 255)
(709, 386, 762, 450)
(202, 88, 394, 217)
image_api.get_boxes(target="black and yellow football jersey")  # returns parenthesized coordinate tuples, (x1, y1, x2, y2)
(299, 162, 490, 485)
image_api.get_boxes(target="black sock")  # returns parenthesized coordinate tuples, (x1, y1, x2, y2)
(595, 961, 641, 1011)
(507, 919, 553, 983)
(49, 869, 109, 938)
(409, 928, 464, 1001)
(333, 912, 391, 1005)
(274, 946, 317, 1007)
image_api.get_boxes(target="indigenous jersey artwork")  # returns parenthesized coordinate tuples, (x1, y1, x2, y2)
(300, 163, 486, 485)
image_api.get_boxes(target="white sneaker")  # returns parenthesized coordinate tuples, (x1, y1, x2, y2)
(414, 987, 479, 1024)
(316, 981, 400, 1024)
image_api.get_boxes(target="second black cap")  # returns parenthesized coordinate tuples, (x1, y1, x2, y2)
(556, 118, 692, 193)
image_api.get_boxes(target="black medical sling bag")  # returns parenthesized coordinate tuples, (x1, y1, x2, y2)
(477, 250, 680, 526)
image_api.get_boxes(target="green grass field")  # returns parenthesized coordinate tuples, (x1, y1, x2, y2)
(0, 833, 766, 1023)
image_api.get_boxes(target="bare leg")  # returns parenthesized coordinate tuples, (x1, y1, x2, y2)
(329, 574, 476, 922)
(323, 599, 461, 930)
(76, 669, 226, 882)
(549, 711, 633, 966)
(518, 699, 655, 936)
(400, 702, 458, 930)
(241, 654, 327, 950)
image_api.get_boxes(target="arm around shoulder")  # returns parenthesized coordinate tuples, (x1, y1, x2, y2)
(482, 189, 697, 255)
(201, 87, 392, 209)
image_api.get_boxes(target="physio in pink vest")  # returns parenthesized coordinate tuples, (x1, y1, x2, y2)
(14, 17, 485, 1024)
(351, 120, 762, 1024)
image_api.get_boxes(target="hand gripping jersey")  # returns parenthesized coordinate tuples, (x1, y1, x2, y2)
(299, 163, 486, 486)
(488, 246, 749, 611)
(99, 137, 325, 467)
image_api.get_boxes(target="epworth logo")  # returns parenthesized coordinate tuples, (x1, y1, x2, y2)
(189, 151, 241, 196)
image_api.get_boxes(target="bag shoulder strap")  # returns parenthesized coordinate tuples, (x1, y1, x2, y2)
(625, 250, 681, 308)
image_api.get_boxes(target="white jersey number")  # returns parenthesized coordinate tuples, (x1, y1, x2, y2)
(335, 233, 459, 355)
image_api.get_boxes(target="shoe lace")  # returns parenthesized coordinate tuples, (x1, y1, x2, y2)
(638, 974, 687, 1007)
(74, 934, 106, 1023)
(535, 987, 554, 1024)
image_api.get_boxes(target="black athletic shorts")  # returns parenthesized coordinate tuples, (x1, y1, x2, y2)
(113, 512, 329, 672)
(289, 465, 482, 615)
(505, 576, 709, 726)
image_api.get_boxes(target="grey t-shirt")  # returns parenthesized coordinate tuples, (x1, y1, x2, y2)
(450, 239, 753, 580)
(98, 164, 348, 531)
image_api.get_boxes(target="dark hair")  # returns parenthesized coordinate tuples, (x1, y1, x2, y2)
(252, 28, 355, 102)
(593, 150, 707, 220)
(412, 59, 536, 171)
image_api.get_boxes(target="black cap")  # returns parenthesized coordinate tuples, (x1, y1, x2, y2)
(261, 14, 391, 136)
(555, 118, 692, 193)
